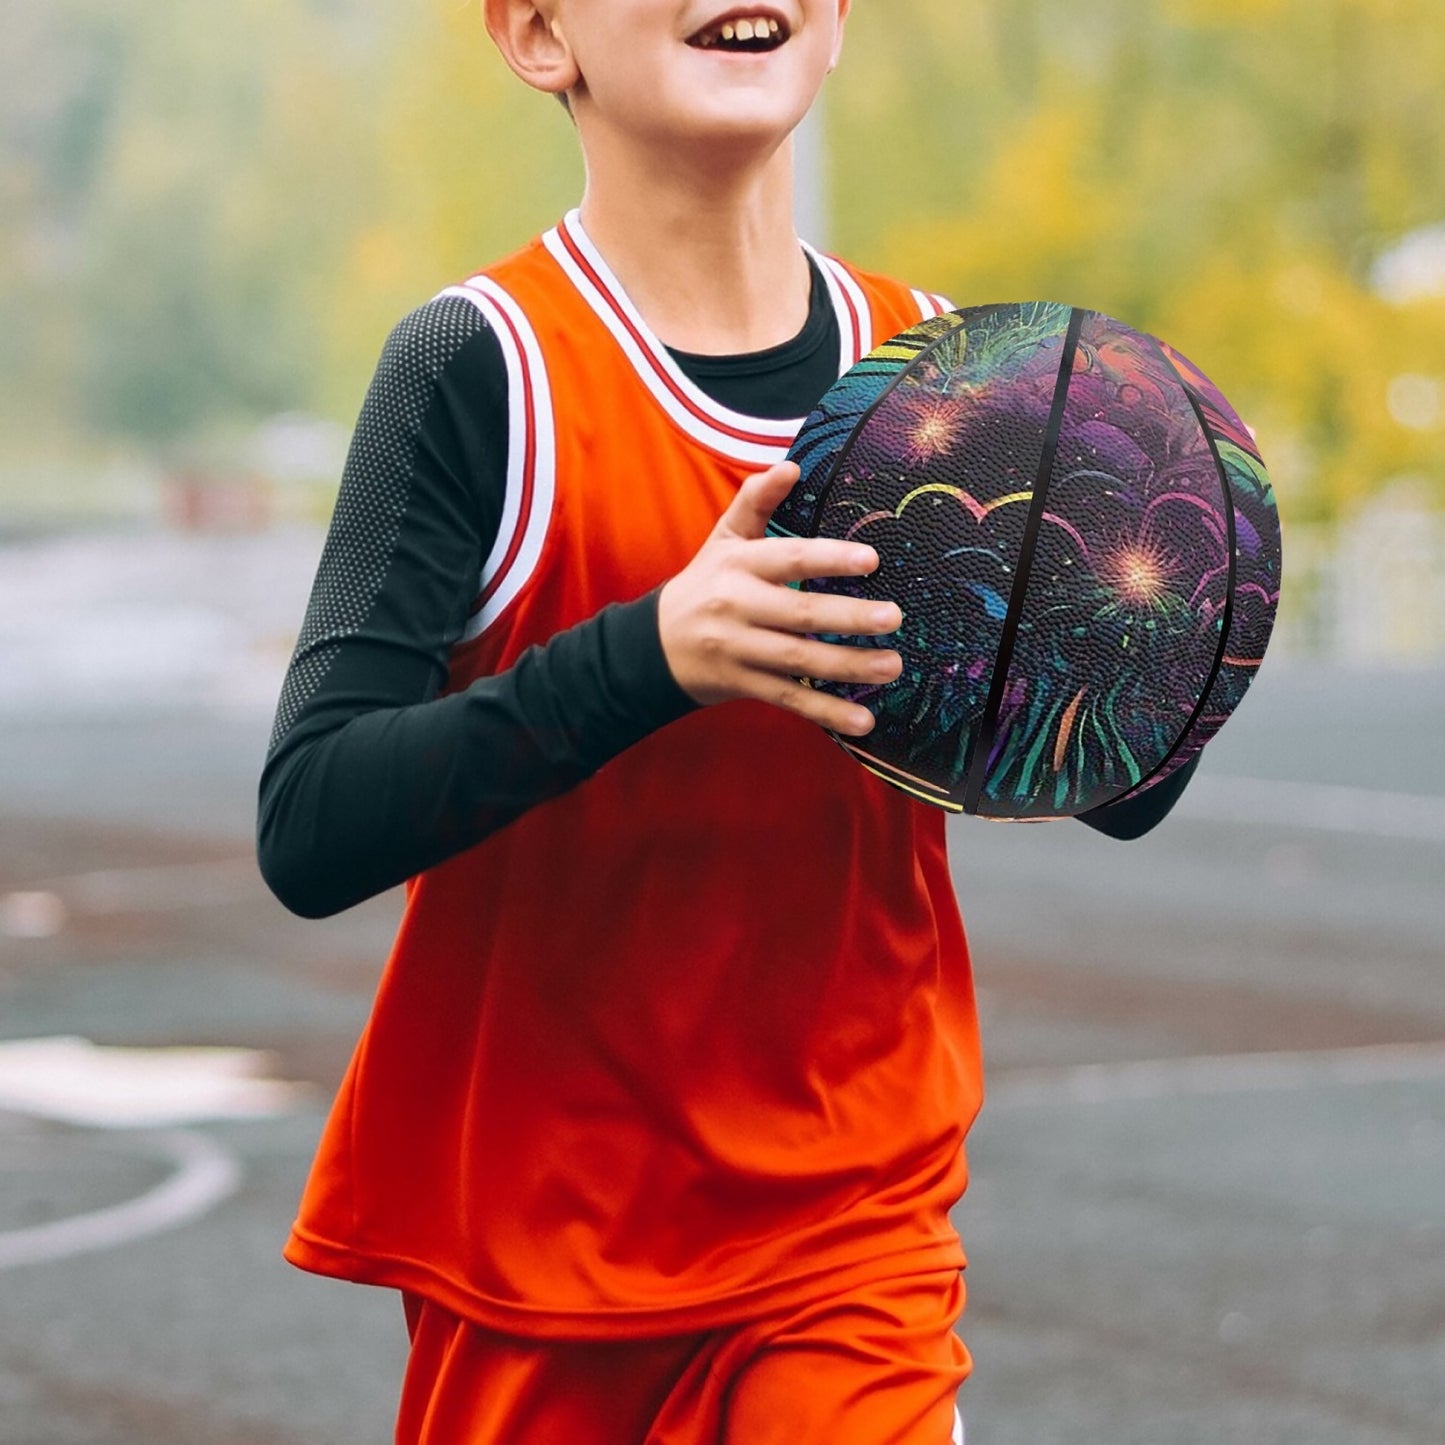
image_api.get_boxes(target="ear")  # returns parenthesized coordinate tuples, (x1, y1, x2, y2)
(483, 0, 579, 100)
(827, 0, 852, 73)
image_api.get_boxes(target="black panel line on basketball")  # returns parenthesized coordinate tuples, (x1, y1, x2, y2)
(803, 311, 1008, 538)
(1101, 336, 1239, 808)
(961, 307, 1086, 815)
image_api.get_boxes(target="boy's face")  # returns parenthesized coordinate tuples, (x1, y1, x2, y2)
(540, 1, 851, 151)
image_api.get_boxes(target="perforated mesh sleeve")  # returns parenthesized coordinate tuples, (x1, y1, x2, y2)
(268, 295, 496, 753)
(257, 273, 1186, 921)
(256, 295, 694, 919)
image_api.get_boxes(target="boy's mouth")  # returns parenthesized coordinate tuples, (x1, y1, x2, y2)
(686, 11, 791, 53)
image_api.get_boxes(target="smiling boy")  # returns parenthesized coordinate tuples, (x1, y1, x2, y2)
(258, 2, 1190, 1439)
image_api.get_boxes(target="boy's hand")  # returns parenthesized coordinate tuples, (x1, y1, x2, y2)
(658, 462, 904, 738)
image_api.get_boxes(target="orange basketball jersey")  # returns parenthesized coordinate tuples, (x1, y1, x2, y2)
(284, 213, 985, 1338)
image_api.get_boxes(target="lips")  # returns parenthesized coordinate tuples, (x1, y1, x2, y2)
(686, 9, 791, 51)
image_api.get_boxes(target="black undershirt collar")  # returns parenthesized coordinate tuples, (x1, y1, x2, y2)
(664, 256, 840, 421)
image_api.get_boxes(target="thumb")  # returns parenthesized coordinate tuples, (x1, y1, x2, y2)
(717, 461, 801, 542)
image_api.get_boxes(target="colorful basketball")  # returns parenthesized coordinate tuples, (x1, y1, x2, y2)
(769, 303, 1282, 819)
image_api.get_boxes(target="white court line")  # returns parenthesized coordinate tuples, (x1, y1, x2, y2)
(1, 1045, 1438, 1273)
(988, 1041, 1445, 1111)
(1182, 774, 1445, 843)
(0, 1036, 313, 1128)
(0, 1127, 240, 1271)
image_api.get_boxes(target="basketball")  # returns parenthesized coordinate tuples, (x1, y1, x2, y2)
(769, 303, 1283, 819)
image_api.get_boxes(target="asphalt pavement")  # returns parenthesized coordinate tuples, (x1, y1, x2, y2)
(1, 525, 1441, 1444)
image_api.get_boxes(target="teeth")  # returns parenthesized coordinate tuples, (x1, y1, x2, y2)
(696, 16, 785, 49)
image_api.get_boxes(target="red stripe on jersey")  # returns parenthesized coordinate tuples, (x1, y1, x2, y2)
(556, 219, 787, 450)
(469, 288, 539, 619)
(827, 257, 865, 362)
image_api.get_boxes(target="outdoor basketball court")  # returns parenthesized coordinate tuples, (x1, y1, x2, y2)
(1, 527, 1442, 1443)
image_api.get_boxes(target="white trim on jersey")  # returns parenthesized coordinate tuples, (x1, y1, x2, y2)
(952, 1405, 966, 1444)
(437, 278, 558, 643)
(544, 214, 796, 468)
(803, 243, 874, 376)
(911, 289, 959, 321)
(543, 212, 879, 467)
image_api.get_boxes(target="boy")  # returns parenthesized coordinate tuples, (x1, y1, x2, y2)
(258, 2, 1194, 1439)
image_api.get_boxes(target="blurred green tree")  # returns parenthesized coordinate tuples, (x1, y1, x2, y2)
(3, 0, 387, 453)
(317, 0, 582, 416)
(1, 0, 1441, 528)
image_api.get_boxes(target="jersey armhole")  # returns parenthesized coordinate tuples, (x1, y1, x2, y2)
(437, 278, 558, 645)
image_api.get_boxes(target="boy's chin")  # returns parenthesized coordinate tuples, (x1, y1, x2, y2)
(653, 93, 816, 151)
(581, 73, 820, 159)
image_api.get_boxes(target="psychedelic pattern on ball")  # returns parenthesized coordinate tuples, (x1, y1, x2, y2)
(769, 310, 971, 544)
(1134, 341, 1281, 793)
(778, 304, 1281, 818)
(976, 312, 1230, 816)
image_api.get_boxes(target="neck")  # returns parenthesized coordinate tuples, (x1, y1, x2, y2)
(575, 133, 812, 356)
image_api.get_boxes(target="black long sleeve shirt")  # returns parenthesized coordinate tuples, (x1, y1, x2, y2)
(258, 262, 1194, 919)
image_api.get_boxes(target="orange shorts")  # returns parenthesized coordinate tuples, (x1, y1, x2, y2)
(396, 1270, 969, 1445)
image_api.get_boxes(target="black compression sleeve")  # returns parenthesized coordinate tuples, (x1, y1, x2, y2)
(257, 297, 694, 918)
(259, 269, 1194, 923)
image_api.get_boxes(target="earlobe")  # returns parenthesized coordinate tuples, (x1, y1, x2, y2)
(828, 0, 851, 72)
(482, 0, 579, 99)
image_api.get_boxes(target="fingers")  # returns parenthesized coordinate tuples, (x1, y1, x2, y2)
(659, 459, 910, 736)
(742, 579, 903, 640)
(747, 534, 883, 587)
(718, 596, 904, 737)
(718, 461, 884, 585)
(740, 633, 904, 692)
(765, 678, 880, 738)
(717, 461, 801, 542)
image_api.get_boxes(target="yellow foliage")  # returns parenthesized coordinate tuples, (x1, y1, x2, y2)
(830, 0, 1445, 524)
(877, 104, 1120, 309)
(1162, 0, 1287, 25)
(11, 0, 1440, 526)
(321, 0, 583, 406)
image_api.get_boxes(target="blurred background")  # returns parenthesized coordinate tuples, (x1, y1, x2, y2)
(1, 1, 1442, 1442)
(6, 0, 1445, 647)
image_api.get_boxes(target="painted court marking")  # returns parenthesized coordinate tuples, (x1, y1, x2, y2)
(0, 1128, 239, 1272)
(0, 1036, 313, 1128)
(0, 1038, 307, 1272)
(1, 1041, 1439, 1272)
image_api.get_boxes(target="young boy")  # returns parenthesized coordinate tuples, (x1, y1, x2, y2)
(258, 2, 1194, 1439)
